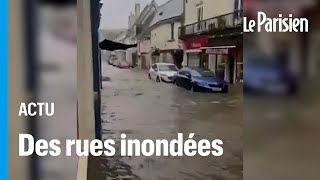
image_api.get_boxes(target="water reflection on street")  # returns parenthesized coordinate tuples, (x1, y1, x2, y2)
(99, 62, 243, 180)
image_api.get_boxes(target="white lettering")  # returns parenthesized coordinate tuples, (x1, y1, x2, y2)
(257, 11, 267, 32)
(244, 12, 309, 32)
(211, 139, 224, 156)
(169, 133, 183, 156)
(76, 140, 89, 156)
(66, 139, 75, 156)
(18, 102, 55, 116)
(243, 17, 255, 32)
(120, 133, 126, 156)
(37, 102, 44, 116)
(28, 103, 37, 116)
(300, 18, 308, 32)
(18, 134, 225, 157)
(265, 19, 273, 32)
(19, 134, 34, 156)
(127, 139, 141, 156)
(141, 139, 155, 156)
(184, 133, 197, 156)
(19, 103, 28, 116)
(198, 139, 211, 156)
(36, 139, 49, 157)
(155, 139, 169, 156)
(49, 139, 61, 156)
(90, 140, 103, 156)
(103, 140, 116, 156)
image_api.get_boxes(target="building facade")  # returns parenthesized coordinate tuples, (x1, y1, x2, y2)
(136, 0, 159, 69)
(110, 4, 141, 67)
(179, 0, 243, 83)
(244, 0, 318, 81)
(149, 0, 184, 68)
(138, 38, 153, 69)
(289, 2, 320, 80)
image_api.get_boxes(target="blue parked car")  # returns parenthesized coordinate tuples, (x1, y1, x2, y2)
(244, 58, 297, 95)
(173, 67, 228, 93)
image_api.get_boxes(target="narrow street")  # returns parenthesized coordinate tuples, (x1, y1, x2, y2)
(98, 61, 243, 180)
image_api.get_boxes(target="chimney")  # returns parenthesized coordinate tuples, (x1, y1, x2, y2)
(135, 3, 141, 17)
(128, 13, 134, 28)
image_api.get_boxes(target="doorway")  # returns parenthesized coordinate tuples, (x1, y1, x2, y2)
(200, 54, 209, 69)
(141, 55, 147, 69)
(132, 52, 138, 67)
(228, 54, 235, 84)
(172, 50, 183, 68)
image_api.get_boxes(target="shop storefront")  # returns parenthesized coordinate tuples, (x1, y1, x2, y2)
(235, 46, 243, 82)
(185, 49, 202, 67)
(151, 48, 160, 67)
(205, 35, 243, 84)
(301, 5, 320, 79)
(181, 37, 208, 67)
(204, 45, 243, 84)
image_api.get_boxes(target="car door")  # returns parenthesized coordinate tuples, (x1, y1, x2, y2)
(149, 65, 155, 79)
(176, 70, 186, 87)
(177, 70, 189, 89)
(151, 64, 158, 80)
(182, 70, 192, 89)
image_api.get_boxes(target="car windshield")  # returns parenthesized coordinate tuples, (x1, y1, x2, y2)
(191, 69, 215, 77)
(158, 64, 178, 71)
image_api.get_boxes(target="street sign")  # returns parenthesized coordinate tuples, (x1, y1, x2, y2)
(206, 48, 229, 54)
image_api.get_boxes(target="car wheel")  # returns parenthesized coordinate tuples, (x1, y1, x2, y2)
(287, 83, 297, 95)
(221, 86, 228, 93)
(191, 84, 198, 92)
(156, 76, 160, 82)
(148, 73, 151, 79)
(174, 79, 179, 86)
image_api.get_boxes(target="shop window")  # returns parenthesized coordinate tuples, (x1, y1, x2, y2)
(216, 55, 226, 79)
(187, 53, 200, 67)
(236, 50, 243, 82)
(201, 54, 209, 69)
(197, 7, 204, 31)
(208, 55, 216, 72)
(217, 55, 226, 69)
(171, 23, 175, 41)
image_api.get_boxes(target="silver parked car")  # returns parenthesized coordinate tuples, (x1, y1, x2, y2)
(148, 63, 179, 82)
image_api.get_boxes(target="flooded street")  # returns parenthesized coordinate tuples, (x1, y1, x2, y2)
(99, 61, 243, 180)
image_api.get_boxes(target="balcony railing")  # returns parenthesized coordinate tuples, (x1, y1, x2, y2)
(179, 9, 243, 36)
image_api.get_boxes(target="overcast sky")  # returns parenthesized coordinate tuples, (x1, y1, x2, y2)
(100, 0, 169, 30)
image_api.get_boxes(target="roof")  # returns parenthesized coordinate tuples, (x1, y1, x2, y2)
(149, 0, 183, 28)
(134, 0, 158, 25)
(114, 31, 127, 42)
(99, 29, 127, 41)
(135, 1, 159, 40)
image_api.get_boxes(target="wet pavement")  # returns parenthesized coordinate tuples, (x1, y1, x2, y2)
(98, 61, 243, 180)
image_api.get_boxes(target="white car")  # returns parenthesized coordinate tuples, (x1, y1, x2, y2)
(148, 63, 179, 82)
